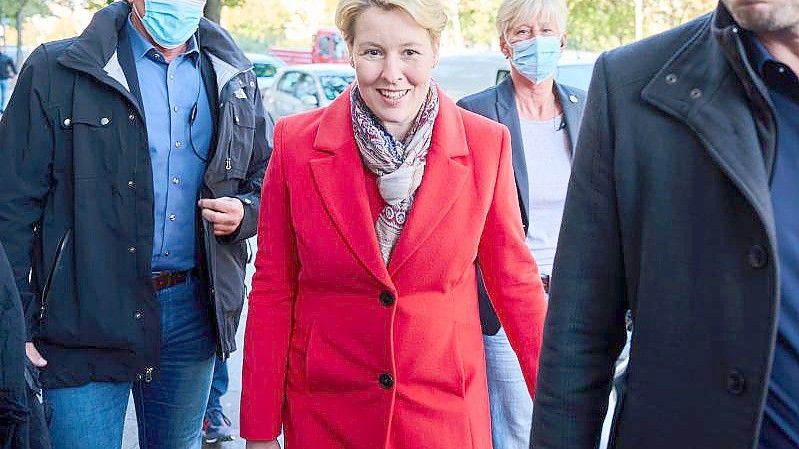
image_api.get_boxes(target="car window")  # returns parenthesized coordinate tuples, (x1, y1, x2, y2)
(295, 74, 318, 100)
(496, 69, 510, 85)
(253, 63, 278, 79)
(277, 71, 302, 94)
(319, 74, 355, 101)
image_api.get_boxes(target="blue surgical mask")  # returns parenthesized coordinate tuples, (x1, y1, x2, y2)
(510, 36, 562, 84)
(132, 0, 205, 49)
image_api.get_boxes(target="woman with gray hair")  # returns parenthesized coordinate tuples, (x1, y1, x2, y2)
(240, 0, 549, 448)
(457, 0, 585, 447)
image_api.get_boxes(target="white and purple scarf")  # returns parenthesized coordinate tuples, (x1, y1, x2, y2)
(350, 84, 440, 265)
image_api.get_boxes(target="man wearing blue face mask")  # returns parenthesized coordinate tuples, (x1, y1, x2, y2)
(0, 0, 273, 448)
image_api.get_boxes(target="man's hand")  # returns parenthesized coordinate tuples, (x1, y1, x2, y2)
(26, 342, 47, 367)
(198, 197, 245, 236)
(246, 440, 281, 449)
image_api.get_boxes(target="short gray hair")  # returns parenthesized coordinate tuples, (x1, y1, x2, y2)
(496, 0, 568, 38)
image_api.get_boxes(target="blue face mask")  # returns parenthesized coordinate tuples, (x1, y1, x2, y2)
(510, 35, 562, 84)
(133, 0, 205, 49)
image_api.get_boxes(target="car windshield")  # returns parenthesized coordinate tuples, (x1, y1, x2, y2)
(253, 63, 279, 78)
(319, 74, 354, 101)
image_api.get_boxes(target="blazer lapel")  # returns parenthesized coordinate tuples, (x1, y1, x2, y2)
(388, 91, 471, 275)
(641, 25, 775, 244)
(556, 83, 583, 156)
(496, 78, 530, 228)
(309, 90, 393, 288)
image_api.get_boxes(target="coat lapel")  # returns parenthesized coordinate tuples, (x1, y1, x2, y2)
(309, 89, 394, 288)
(556, 83, 584, 156)
(388, 91, 471, 275)
(496, 78, 530, 227)
(641, 21, 775, 243)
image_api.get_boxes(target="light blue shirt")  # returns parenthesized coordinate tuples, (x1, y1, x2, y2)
(126, 17, 213, 272)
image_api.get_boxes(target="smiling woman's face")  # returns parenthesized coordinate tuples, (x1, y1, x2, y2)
(350, 6, 438, 139)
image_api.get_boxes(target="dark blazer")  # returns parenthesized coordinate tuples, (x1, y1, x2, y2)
(532, 5, 780, 449)
(457, 78, 586, 335)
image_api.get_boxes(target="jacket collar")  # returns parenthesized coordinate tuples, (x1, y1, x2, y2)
(57, 2, 252, 99)
(640, 2, 776, 245)
(310, 85, 471, 287)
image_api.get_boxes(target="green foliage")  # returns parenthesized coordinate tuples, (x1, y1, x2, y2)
(566, 0, 635, 50)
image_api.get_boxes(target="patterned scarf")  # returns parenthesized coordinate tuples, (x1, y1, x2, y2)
(351, 83, 440, 265)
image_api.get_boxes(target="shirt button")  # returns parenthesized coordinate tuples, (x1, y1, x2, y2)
(128, 246, 136, 254)
(127, 180, 136, 189)
(164, 250, 171, 257)
(169, 213, 176, 221)
(379, 291, 395, 307)
(726, 370, 746, 395)
(172, 176, 181, 185)
(169, 74, 175, 80)
(748, 245, 768, 269)
(378, 372, 394, 389)
(175, 141, 182, 148)
(173, 106, 179, 112)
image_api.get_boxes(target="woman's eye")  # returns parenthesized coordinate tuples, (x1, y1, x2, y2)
(403, 49, 419, 56)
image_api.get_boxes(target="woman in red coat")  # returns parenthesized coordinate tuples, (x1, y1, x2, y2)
(241, 0, 548, 447)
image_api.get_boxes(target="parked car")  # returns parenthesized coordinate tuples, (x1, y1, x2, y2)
(434, 50, 598, 100)
(266, 63, 355, 119)
(246, 53, 286, 94)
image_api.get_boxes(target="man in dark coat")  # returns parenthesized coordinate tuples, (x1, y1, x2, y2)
(532, 1, 799, 448)
(0, 1, 271, 448)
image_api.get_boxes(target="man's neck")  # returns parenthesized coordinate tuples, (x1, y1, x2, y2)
(757, 27, 799, 76)
(129, 12, 188, 63)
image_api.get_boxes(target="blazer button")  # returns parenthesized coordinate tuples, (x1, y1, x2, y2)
(726, 370, 746, 395)
(748, 245, 768, 268)
(378, 372, 394, 389)
(379, 291, 395, 307)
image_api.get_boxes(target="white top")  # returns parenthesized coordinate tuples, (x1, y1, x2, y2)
(518, 114, 572, 276)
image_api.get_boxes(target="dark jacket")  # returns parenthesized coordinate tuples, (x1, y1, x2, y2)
(532, 4, 779, 449)
(0, 242, 50, 449)
(457, 79, 586, 335)
(0, 2, 272, 388)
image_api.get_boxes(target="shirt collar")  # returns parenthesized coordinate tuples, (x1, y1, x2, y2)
(125, 15, 200, 64)
(744, 32, 774, 77)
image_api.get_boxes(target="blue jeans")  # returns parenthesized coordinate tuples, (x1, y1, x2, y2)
(45, 274, 216, 449)
(484, 327, 533, 449)
(206, 356, 229, 414)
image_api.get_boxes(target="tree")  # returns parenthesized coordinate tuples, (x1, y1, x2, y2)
(204, 0, 245, 24)
(0, 0, 56, 65)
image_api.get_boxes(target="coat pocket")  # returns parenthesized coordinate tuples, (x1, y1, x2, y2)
(69, 105, 116, 180)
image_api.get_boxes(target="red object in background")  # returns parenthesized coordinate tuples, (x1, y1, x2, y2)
(269, 28, 349, 65)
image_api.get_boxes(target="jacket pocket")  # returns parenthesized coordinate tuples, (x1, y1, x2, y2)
(69, 105, 116, 180)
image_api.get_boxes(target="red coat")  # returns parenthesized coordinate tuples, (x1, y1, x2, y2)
(240, 87, 547, 449)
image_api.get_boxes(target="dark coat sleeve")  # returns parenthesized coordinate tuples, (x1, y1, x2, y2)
(531, 54, 629, 448)
(0, 46, 53, 340)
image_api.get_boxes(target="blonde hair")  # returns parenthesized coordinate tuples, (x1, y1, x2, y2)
(496, 0, 568, 38)
(335, 0, 448, 46)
